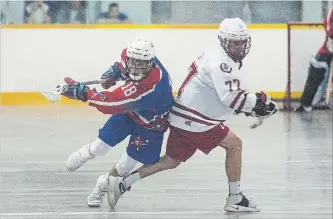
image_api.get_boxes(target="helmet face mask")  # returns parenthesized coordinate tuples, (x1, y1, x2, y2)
(219, 36, 251, 62)
(126, 57, 153, 81)
(218, 18, 251, 62)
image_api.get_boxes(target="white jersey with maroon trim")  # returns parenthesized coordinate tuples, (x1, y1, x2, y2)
(168, 46, 257, 132)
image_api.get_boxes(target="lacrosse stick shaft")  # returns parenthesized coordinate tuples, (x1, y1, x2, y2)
(249, 108, 277, 129)
(41, 79, 107, 103)
(82, 79, 106, 85)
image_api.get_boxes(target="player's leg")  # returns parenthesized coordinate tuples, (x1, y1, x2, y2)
(107, 124, 176, 208)
(312, 63, 331, 106)
(65, 138, 108, 172)
(87, 152, 138, 207)
(107, 154, 181, 208)
(295, 54, 332, 112)
(66, 114, 132, 171)
(217, 127, 259, 212)
(107, 125, 196, 208)
(328, 59, 333, 108)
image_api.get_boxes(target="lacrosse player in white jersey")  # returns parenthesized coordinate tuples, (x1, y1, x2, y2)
(90, 17, 277, 212)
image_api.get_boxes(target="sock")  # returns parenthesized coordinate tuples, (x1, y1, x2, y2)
(123, 170, 141, 188)
(229, 181, 241, 195)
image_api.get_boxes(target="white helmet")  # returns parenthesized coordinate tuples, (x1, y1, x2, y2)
(218, 18, 251, 62)
(126, 38, 156, 81)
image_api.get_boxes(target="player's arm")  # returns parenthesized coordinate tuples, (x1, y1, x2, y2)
(210, 65, 276, 117)
(324, 7, 333, 38)
(100, 48, 129, 89)
(62, 68, 162, 114)
(87, 81, 152, 114)
(209, 63, 256, 113)
(324, 7, 333, 53)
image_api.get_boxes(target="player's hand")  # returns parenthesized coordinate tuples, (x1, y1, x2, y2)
(249, 103, 277, 117)
(251, 91, 277, 117)
(101, 62, 121, 89)
(60, 78, 89, 102)
(256, 91, 271, 105)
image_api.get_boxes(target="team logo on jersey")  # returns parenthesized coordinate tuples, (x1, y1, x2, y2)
(220, 63, 232, 73)
(185, 120, 192, 126)
(131, 136, 149, 150)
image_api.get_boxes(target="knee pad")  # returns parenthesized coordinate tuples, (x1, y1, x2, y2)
(310, 55, 330, 71)
(89, 138, 111, 156)
(116, 153, 138, 176)
(309, 56, 327, 76)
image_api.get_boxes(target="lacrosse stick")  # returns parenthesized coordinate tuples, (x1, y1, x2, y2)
(249, 108, 277, 129)
(249, 117, 264, 129)
(40, 78, 107, 103)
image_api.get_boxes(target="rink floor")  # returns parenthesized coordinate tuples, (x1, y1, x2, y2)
(0, 106, 332, 219)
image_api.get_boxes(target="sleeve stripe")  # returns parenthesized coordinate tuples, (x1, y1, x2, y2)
(88, 84, 156, 107)
(88, 69, 162, 107)
(170, 109, 217, 126)
(236, 94, 247, 112)
(173, 102, 225, 123)
(229, 91, 245, 109)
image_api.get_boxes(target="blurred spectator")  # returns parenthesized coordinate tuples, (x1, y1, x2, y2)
(242, 1, 252, 24)
(25, 0, 51, 24)
(68, 0, 86, 23)
(97, 2, 131, 24)
(54, 1, 87, 24)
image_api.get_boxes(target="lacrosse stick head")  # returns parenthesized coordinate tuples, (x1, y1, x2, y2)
(40, 84, 65, 103)
(249, 117, 264, 129)
(248, 108, 277, 129)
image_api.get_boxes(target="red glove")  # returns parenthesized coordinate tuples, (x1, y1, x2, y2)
(64, 77, 76, 85)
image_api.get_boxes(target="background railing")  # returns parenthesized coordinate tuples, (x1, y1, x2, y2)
(0, 1, 332, 25)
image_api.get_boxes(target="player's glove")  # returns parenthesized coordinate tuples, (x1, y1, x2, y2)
(101, 62, 122, 89)
(246, 91, 277, 117)
(60, 78, 89, 102)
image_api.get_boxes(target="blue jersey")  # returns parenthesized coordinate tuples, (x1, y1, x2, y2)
(88, 57, 173, 132)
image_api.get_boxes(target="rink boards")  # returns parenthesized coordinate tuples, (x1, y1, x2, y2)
(0, 24, 324, 105)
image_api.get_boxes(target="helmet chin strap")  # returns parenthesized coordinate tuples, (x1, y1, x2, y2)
(229, 53, 244, 62)
(125, 71, 149, 82)
(129, 74, 143, 81)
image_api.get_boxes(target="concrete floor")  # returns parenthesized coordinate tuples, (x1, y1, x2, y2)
(0, 106, 332, 219)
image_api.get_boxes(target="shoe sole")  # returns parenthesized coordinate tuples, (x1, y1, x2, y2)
(87, 202, 102, 208)
(107, 178, 117, 208)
